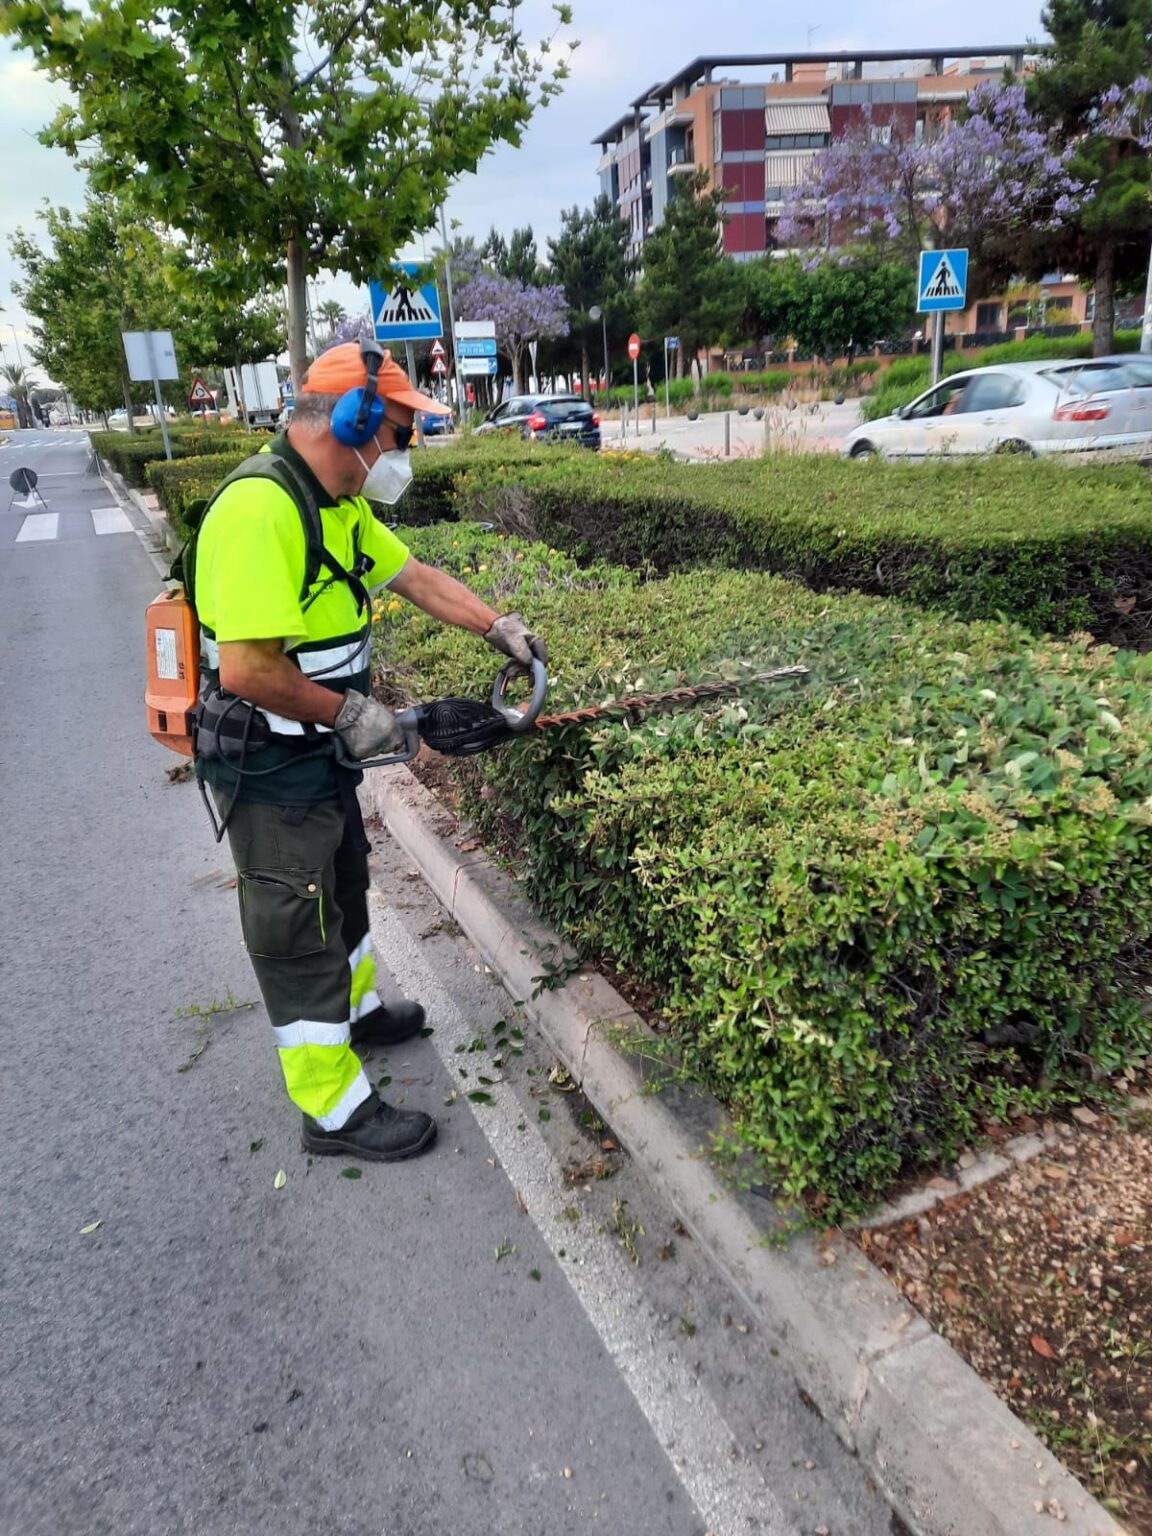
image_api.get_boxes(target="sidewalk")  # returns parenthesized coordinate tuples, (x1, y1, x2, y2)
(359, 763, 1127, 1536)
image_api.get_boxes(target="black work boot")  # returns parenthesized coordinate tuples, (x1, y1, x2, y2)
(350, 999, 426, 1050)
(302, 1094, 437, 1162)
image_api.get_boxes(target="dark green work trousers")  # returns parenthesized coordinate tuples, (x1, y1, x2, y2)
(218, 793, 380, 1129)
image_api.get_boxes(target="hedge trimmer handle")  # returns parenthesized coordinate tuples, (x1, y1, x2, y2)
(331, 706, 423, 770)
(492, 657, 549, 734)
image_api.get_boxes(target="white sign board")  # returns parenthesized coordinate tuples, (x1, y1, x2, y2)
(122, 331, 180, 383)
(455, 321, 497, 340)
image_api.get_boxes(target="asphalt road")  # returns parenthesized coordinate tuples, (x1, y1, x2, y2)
(0, 429, 896, 1536)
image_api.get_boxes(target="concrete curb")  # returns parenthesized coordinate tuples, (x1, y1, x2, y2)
(360, 764, 1126, 1536)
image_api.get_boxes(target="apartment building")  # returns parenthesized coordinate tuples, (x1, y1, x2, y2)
(593, 48, 1031, 262)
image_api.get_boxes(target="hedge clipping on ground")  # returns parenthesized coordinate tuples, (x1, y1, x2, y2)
(372, 525, 1152, 1213)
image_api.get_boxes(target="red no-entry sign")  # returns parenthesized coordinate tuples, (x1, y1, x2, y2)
(627, 332, 641, 360)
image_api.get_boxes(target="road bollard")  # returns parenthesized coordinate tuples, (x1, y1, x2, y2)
(724, 412, 730, 457)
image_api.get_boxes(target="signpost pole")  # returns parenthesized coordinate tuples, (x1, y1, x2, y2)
(632, 356, 639, 438)
(931, 313, 946, 387)
(665, 340, 671, 420)
(147, 333, 173, 461)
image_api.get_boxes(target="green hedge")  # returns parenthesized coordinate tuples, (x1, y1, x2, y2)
(373, 524, 1152, 1210)
(91, 426, 259, 486)
(454, 452, 1152, 641)
(146, 435, 576, 542)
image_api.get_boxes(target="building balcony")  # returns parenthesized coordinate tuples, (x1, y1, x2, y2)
(668, 149, 698, 175)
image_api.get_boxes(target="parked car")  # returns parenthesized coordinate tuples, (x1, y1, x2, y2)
(417, 409, 455, 437)
(475, 393, 600, 449)
(476, 392, 600, 450)
(843, 356, 1152, 460)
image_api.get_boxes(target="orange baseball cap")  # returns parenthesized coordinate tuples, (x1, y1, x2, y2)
(301, 342, 452, 415)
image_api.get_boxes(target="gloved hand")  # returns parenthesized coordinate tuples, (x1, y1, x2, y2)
(484, 611, 548, 669)
(333, 690, 404, 760)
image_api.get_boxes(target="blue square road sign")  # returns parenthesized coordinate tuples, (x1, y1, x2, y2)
(917, 249, 969, 314)
(370, 264, 444, 342)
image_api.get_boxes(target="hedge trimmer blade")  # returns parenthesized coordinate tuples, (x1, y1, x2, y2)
(531, 665, 810, 730)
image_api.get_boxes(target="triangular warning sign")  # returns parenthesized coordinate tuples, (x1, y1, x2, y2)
(188, 376, 213, 404)
(430, 339, 446, 359)
(923, 254, 963, 301)
(375, 280, 437, 329)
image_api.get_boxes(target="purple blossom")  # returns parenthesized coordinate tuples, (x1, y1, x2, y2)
(778, 81, 1087, 264)
(453, 269, 569, 391)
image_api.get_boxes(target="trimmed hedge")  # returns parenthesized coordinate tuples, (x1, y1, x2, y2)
(91, 425, 259, 487)
(373, 524, 1152, 1210)
(148, 438, 1152, 641)
(454, 453, 1152, 642)
(146, 435, 570, 543)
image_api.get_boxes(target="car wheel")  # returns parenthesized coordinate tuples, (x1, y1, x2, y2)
(995, 439, 1035, 457)
(849, 441, 876, 460)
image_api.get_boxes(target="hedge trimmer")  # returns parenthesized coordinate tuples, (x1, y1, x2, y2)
(347, 659, 810, 767)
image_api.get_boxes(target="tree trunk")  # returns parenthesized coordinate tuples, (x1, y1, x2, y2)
(119, 358, 136, 435)
(1093, 241, 1116, 358)
(581, 342, 590, 404)
(675, 345, 684, 381)
(286, 234, 310, 389)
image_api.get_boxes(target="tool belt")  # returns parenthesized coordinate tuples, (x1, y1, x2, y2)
(193, 682, 274, 762)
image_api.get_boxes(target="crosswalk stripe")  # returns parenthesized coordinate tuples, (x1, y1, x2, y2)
(92, 507, 133, 536)
(15, 513, 59, 542)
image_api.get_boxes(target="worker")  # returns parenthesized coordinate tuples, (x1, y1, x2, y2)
(191, 340, 546, 1163)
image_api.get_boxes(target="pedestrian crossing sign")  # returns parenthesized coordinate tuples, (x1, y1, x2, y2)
(917, 248, 969, 313)
(370, 264, 444, 342)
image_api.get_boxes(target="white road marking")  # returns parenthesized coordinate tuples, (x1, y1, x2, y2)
(92, 507, 133, 536)
(15, 513, 59, 542)
(369, 892, 799, 1536)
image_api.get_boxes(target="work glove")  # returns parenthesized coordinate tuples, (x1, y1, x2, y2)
(484, 611, 548, 670)
(333, 690, 404, 760)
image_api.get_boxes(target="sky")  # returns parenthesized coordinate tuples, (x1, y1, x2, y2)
(0, 0, 1047, 371)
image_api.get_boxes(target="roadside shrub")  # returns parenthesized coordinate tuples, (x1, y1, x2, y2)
(455, 451, 1152, 640)
(91, 426, 257, 486)
(374, 531, 1152, 1211)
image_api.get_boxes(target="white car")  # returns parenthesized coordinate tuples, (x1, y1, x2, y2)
(843, 356, 1152, 460)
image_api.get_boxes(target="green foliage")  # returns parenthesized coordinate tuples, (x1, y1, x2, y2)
(374, 529, 1152, 1211)
(1027, 0, 1152, 349)
(1, 0, 576, 379)
(637, 169, 743, 361)
(452, 450, 1152, 638)
(745, 254, 916, 364)
(93, 426, 255, 489)
(547, 196, 634, 391)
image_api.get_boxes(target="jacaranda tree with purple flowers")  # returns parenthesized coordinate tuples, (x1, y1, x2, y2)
(454, 268, 569, 392)
(778, 83, 1086, 298)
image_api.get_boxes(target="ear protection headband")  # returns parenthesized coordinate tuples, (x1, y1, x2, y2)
(330, 337, 386, 447)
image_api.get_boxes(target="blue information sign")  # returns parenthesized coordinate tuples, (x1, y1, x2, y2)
(917, 249, 969, 314)
(456, 338, 497, 359)
(370, 263, 444, 341)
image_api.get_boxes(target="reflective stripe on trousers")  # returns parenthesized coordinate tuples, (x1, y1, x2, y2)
(218, 795, 374, 1130)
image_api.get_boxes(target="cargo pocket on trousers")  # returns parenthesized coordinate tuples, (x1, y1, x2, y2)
(238, 870, 326, 959)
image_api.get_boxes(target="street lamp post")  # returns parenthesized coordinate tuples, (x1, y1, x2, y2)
(588, 305, 610, 407)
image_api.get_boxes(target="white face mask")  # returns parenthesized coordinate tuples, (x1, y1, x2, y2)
(354, 437, 413, 505)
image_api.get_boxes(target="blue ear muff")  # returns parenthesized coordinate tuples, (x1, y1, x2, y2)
(330, 338, 386, 447)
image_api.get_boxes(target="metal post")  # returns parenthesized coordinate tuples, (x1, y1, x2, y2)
(931, 312, 946, 386)
(632, 355, 639, 438)
(439, 206, 460, 410)
(600, 312, 610, 407)
(1141, 238, 1152, 353)
(146, 332, 172, 460)
(665, 340, 671, 419)
(724, 412, 731, 457)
